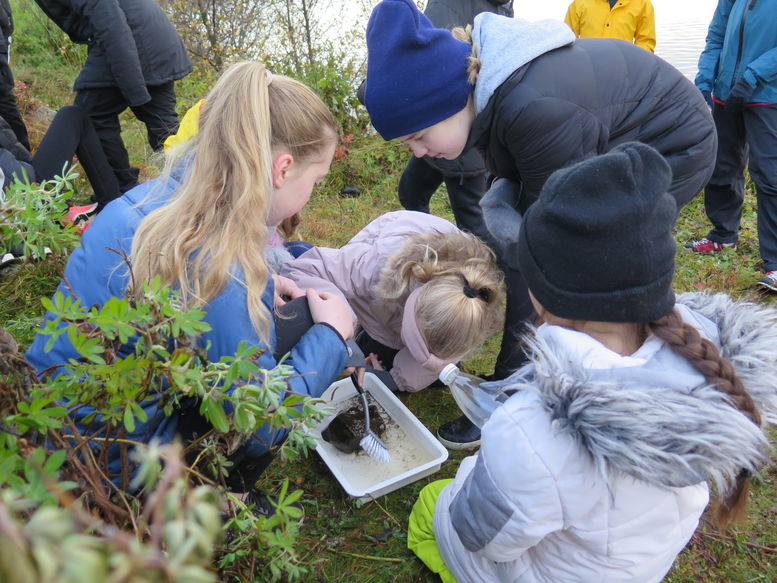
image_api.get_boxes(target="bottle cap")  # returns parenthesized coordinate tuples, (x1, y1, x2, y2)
(438, 363, 460, 386)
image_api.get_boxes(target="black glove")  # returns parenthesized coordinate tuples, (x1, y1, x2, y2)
(700, 89, 713, 108)
(726, 79, 755, 111)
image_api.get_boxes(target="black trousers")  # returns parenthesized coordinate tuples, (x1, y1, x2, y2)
(493, 265, 534, 379)
(398, 155, 497, 249)
(32, 105, 121, 207)
(74, 82, 179, 192)
(0, 52, 29, 151)
(704, 103, 777, 271)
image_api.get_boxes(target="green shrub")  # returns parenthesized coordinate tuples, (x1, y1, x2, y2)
(1, 179, 332, 580)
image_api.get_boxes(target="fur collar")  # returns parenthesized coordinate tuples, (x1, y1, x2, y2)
(499, 293, 776, 493)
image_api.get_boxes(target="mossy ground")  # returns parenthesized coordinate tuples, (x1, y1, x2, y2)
(2, 0, 775, 580)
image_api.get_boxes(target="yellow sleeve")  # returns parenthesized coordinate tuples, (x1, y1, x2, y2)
(163, 99, 205, 152)
(635, 0, 656, 52)
(564, 1, 580, 36)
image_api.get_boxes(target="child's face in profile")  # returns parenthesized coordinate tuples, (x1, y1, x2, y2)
(268, 141, 335, 227)
(398, 97, 474, 160)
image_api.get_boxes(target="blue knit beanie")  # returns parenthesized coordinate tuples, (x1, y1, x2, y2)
(365, 0, 472, 140)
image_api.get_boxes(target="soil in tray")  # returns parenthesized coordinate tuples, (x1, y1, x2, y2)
(319, 394, 437, 490)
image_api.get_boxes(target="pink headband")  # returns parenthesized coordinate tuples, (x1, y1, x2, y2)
(400, 284, 459, 371)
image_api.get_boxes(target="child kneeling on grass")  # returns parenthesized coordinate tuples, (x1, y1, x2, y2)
(407, 142, 777, 583)
(281, 209, 504, 394)
(25, 62, 354, 500)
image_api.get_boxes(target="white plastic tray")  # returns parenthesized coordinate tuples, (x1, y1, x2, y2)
(313, 373, 448, 501)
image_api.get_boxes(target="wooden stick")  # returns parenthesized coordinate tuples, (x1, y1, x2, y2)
(698, 530, 777, 554)
(325, 549, 403, 563)
(364, 494, 401, 527)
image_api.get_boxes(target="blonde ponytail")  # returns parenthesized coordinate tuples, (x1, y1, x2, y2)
(376, 230, 504, 359)
(451, 25, 481, 85)
(129, 61, 336, 343)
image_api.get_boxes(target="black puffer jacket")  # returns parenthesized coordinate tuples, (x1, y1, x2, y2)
(34, 0, 191, 107)
(470, 37, 716, 209)
(0, 0, 12, 46)
(425, 0, 512, 29)
(0, 115, 33, 187)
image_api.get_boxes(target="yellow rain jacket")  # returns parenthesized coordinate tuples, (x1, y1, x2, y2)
(163, 99, 204, 151)
(564, 0, 656, 53)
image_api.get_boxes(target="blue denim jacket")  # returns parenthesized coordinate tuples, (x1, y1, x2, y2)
(26, 170, 347, 481)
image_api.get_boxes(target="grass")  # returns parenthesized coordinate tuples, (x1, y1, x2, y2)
(2, 1, 776, 581)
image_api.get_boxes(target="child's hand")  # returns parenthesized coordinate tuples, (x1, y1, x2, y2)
(306, 288, 355, 340)
(273, 274, 304, 307)
(366, 353, 384, 371)
(348, 354, 385, 386)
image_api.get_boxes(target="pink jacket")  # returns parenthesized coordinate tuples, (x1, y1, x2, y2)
(281, 210, 459, 391)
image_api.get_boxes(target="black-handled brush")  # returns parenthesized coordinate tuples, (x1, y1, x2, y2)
(350, 370, 391, 464)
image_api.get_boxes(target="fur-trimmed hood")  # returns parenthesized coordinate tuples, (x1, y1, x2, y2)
(492, 292, 777, 494)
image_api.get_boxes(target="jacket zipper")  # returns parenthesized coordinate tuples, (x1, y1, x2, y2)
(730, 0, 758, 87)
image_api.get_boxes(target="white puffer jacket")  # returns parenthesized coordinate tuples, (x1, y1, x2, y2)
(433, 293, 777, 583)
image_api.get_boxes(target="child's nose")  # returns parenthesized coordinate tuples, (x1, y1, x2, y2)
(411, 144, 428, 157)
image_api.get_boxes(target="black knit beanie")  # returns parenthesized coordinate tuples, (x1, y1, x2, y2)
(516, 142, 677, 323)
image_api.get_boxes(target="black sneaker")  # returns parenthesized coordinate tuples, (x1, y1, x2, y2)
(0, 244, 51, 269)
(437, 414, 481, 450)
(757, 270, 777, 292)
(0, 249, 20, 269)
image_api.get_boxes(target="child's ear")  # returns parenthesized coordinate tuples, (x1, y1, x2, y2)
(272, 153, 295, 188)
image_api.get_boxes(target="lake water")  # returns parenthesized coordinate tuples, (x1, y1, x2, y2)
(324, 0, 719, 81)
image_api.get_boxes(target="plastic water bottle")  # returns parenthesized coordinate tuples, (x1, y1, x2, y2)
(438, 364, 510, 428)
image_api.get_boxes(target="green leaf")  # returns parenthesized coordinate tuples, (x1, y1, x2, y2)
(129, 400, 148, 423)
(202, 401, 229, 433)
(0, 455, 21, 485)
(43, 450, 67, 474)
(124, 405, 136, 433)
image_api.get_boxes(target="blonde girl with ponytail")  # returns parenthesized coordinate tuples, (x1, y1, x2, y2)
(26, 61, 354, 491)
(282, 210, 504, 392)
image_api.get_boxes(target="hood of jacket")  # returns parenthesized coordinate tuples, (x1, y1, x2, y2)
(471, 13, 575, 114)
(492, 292, 776, 494)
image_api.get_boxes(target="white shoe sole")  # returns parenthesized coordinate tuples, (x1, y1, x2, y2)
(757, 279, 777, 292)
(0, 252, 18, 268)
(0, 247, 52, 268)
(436, 434, 481, 450)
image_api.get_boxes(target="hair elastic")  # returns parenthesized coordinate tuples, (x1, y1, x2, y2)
(265, 69, 274, 86)
(463, 283, 490, 302)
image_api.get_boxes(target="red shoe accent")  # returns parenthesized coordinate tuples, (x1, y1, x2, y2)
(684, 238, 736, 254)
(64, 202, 98, 224)
(63, 202, 98, 235)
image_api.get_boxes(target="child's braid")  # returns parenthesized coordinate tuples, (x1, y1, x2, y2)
(649, 309, 761, 530)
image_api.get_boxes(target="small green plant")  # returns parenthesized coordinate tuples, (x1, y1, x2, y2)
(0, 443, 223, 583)
(0, 168, 81, 259)
(0, 271, 332, 580)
